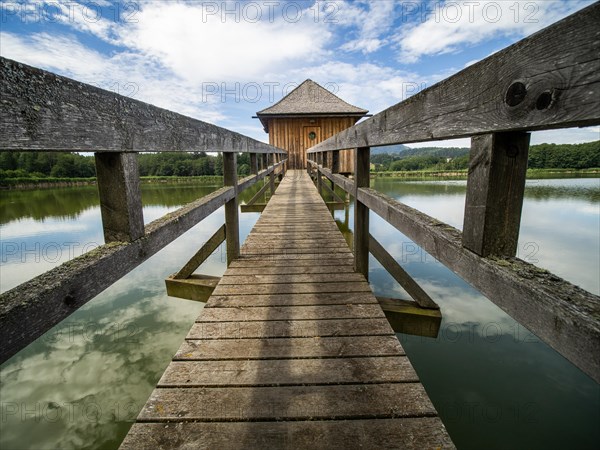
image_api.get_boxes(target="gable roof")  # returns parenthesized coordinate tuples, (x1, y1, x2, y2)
(255, 79, 368, 131)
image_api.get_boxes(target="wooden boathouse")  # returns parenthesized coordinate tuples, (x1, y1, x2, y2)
(255, 79, 368, 171)
(0, 3, 599, 449)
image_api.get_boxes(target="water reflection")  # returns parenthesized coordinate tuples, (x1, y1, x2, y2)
(1, 177, 598, 450)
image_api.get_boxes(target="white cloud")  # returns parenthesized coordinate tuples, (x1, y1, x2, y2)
(112, 2, 332, 83)
(337, 0, 395, 54)
(0, 31, 227, 123)
(394, 0, 593, 63)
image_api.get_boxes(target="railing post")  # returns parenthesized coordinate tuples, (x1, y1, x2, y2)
(250, 153, 258, 175)
(94, 152, 144, 243)
(317, 162, 323, 194)
(354, 146, 370, 279)
(462, 132, 530, 257)
(269, 153, 276, 195)
(322, 151, 328, 169)
(332, 150, 340, 174)
(223, 152, 240, 265)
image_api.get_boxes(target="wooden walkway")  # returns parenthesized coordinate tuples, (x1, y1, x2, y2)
(121, 170, 453, 449)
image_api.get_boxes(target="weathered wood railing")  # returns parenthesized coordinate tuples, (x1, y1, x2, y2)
(0, 57, 287, 363)
(308, 3, 600, 383)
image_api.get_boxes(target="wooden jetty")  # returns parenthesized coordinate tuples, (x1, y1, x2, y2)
(1, 4, 599, 449)
(120, 170, 453, 449)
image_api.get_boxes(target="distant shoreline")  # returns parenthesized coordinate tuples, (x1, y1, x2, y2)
(2, 170, 598, 190)
(0, 176, 223, 190)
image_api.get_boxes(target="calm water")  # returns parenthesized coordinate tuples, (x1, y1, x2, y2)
(1, 177, 599, 449)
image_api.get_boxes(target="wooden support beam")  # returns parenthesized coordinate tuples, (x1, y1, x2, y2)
(173, 225, 226, 279)
(223, 152, 240, 265)
(319, 166, 354, 193)
(306, 3, 600, 153)
(322, 151, 328, 168)
(317, 168, 323, 195)
(377, 297, 442, 338)
(370, 235, 439, 309)
(94, 152, 144, 243)
(250, 153, 258, 175)
(332, 150, 340, 174)
(269, 169, 276, 196)
(463, 132, 530, 257)
(246, 179, 271, 206)
(322, 179, 345, 204)
(354, 147, 370, 279)
(165, 275, 220, 302)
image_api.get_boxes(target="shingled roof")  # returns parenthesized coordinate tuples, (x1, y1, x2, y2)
(255, 79, 368, 131)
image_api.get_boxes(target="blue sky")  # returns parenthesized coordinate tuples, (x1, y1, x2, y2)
(1, 0, 598, 147)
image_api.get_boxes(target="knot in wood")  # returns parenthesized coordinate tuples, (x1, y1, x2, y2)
(505, 82, 527, 107)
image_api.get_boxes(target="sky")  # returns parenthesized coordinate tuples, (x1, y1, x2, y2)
(1, 0, 598, 148)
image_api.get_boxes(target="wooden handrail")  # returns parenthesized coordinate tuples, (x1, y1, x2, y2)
(0, 57, 286, 155)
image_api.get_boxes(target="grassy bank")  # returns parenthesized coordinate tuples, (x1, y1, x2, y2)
(372, 168, 599, 179)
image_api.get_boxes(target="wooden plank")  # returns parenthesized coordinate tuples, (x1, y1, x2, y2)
(370, 234, 439, 309)
(357, 186, 600, 383)
(231, 256, 356, 267)
(198, 304, 386, 321)
(462, 132, 530, 257)
(159, 357, 418, 387)
(173, 225, 226, 279)
(121, 418, 454, 450)
(223, 152, 240, 265)
(241, 246, 352, 255)
(243, 235, 349, 245)
(0, 57, 285, 154)
(137, 383, 436, 421)
(175, 335, 404, 360)
(187, 318, 394, 339)
(354, 147, 370, 279)
(224, 265, 355, 276)
(307, 3, 600, 153)
(212, 282, 371, 296)
(206, 292, 379, 307)
(219, 273, 364, 285)
(243, 236, 347, 244)
(94, 152, 144, 243)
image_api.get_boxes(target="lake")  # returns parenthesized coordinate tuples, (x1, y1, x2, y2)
(1, 176, 599, 449)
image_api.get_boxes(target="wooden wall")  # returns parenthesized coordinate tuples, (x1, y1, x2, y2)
(267, 117, 359, 172)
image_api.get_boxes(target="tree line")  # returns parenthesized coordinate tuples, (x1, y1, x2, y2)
(370, 141, 599, 172)
(0, 141, 598, 180)
(0, 152, 256, 180)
